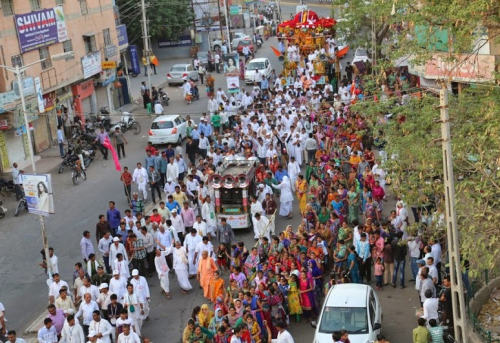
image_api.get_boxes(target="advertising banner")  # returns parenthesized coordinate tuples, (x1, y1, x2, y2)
(223, 52, 239, 73)
(15, 7, 67, 53)
(81, 52, 102, 79)
(226, 75, 240, 94)
(21, 173, 55, 216)
(129, 45, 141, 75)
(116, 24, 129, 48)
(35, 77, 44, 113)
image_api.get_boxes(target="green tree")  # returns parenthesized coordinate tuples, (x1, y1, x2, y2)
(334, 0, 500, 276)
(116, 0, 194, 46)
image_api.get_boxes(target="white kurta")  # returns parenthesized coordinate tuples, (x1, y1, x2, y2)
(123, 293, 143, 336)
(130, 276, 150, 319)
(252, 216, 270, 240)
(250, 201, 264, 217)
(201, 202, 216, 232)
(154, 251, 170, 293)
(132, 167, 148, 200)
(60, 322, 85, 343)
(287, 161, 300, 191)
(109, 243, 128, 269)
(173, 246, 192, 291)
(272, 176, 293, 216)
(184, 234, 202, 275)
(88, 319, 113, 343)
(109, 277, 126, 301)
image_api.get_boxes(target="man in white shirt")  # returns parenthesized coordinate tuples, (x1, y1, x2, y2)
(430, 238, 442, 283)
(132, 162, 148, 201)
(37, 318, 58, 343)
(77, 277, 100, 303)
(113, 254, 130, 281)
(60, 315, 85, 343)
(98, 232, 112, 274)
(271, 321, 294, 343)
(184, 229, 202, 277)
(109, 238, 128, 270)
(426, 256, 438, 284)
(154, 102, 164, 115)
(170, 209, 185, 243)
(48, 273, 69, 304)
(154, 250, 171, 297)
(108, 271, 126, 301)
(129, 269, 150, 319)
(252, 212, 270, 241)
(88, 311, 113, 343)
(117, 324, 140, 343)
(201, 196, 216, 238)
(166, 158, 179, 183)
(75, 294, 99, 337)
(422, 289, 439, 322)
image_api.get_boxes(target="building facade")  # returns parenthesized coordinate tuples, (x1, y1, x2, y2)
(0, 0, 129, 172)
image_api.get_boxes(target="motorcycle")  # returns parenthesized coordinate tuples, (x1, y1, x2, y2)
(14, 192, 28, 216)
(0, 178, 15, 196)
(71, 160, 87, 185)
(58, 144, 95, 173)
(0, 199, 7, 218)
(110, 112, 141, 135)
(159, 88, 170, 106)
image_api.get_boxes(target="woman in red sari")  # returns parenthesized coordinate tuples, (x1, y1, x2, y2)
(298, 270, 316, 319)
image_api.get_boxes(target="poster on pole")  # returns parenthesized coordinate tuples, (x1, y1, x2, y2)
(226, 75, 240, 94)
(223, 52, 240, 73)
(21, 174, 55, 216)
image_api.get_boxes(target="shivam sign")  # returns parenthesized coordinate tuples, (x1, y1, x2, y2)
(14, 6, 68, 53)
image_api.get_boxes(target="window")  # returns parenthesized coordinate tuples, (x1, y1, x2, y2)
(1, 0, 13, 16)
(29, 0, 41, 10)
(83, 35, 97, 54)
(11, 54, 23, 68)
(318, 307, 368, 334)
(103, 28, 112, 46)
(63, 40, 74, 59)
(79, 0, 88, 15)
(63, 40, 73, 53)
(55, 0, 64, 4)
(39, 47, 52, 70)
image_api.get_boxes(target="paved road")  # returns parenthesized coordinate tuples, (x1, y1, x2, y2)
(0, 5, 418, 342)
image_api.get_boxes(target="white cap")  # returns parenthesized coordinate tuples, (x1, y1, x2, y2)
(171, 209, 177, 213)
(258, 184, 264, 189)
(167, 177, 173, 182)
(99, 283, 109, 290)
(112, 269, 119, 275)
(113, 237, 120, 242)
(131, 269, 139, 276)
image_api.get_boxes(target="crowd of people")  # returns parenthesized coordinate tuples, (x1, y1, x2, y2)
(0, 26, 456, 343)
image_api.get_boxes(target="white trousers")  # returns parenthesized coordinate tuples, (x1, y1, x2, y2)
(159, 273, 170, 293)
(137, 182, 148, 200)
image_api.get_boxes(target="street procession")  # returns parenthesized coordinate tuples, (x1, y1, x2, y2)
(0, 1, 498, 343)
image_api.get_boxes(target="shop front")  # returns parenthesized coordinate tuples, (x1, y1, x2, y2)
(71, 79, 97, 124)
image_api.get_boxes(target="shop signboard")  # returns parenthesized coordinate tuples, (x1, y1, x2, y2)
(102, 61, 117, 69)
(423, 53, 495, 83)
(21, 173, 55, 216)
(43, 92, 57, 112)
(128, 45, 141, 75)
(117, 24, 129, 48)
(14, 6, 68, 53)
(81, 51, 102, 79)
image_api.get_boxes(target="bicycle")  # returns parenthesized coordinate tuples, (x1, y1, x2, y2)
(14, 193, 28, 216)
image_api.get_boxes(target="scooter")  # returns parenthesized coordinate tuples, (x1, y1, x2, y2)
(159, 88, 170, 106)
(109, 112, 141, 135)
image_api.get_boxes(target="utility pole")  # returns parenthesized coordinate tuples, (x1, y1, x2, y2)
(140, 0, 152, 92)
(190, 0, 197, 45)
(439, 84, 467, 343)
(222, 0, 231, 53)
(217, 0, 224, 43)
(0, 62, 53, 278)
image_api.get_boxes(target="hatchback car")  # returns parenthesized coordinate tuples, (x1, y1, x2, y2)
(313, 284, 382, 343)
(244, 57, 272, 84)
(167, 64, 198, 86)
(352, 48, 372, 64)
(148, 114, 187, 145)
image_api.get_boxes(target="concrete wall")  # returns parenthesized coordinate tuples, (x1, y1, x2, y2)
(467, 276, 500, 343)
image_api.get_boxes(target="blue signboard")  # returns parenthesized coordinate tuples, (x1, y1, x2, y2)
(158, 35, 192, 48)
(128, 45, 141, 75)
(117, 24, 128, 47)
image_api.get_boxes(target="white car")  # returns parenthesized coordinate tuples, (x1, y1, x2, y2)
(244, 57, 272, 84)
(352, 48, 372, 64)
(167, 64, 198, 86)
(313, 284, 382, 343)
(148, 114, 187, 145)
(211, 32, 249, 50)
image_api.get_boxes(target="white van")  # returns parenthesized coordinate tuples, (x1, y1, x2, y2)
(313, 284, 382, 343)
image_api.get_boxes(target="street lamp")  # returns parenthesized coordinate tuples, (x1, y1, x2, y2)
(0, 51, 72, 277)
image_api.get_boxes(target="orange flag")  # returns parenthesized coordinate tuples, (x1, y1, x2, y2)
(270, 46, 282, 57)
(336, 46, 349, 58)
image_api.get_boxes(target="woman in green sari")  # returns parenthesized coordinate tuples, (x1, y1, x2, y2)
(347, 184, 360, 224)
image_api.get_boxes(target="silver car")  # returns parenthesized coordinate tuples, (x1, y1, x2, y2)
(167, 64, 198, 86)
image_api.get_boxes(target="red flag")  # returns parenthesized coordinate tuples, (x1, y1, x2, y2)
(270, 46, 282, 57)
(336, 46, 349, 58)
(102, 137, 122, 172)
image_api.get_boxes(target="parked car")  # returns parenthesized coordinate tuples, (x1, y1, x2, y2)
(148, 114, 187, 145)
(211, 32, 249, 50)
(352, 47, 372, 64)
(167, 64, 198, 86)
(236, 39, 255, 55)
(244, 57, 272, 84)
(197, 51, 209, 67)
(312, 284, 382, 343)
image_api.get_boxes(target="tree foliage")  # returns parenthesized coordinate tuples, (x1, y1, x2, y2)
(334, 0, 500, 276)
(116, 0, 194, 46)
